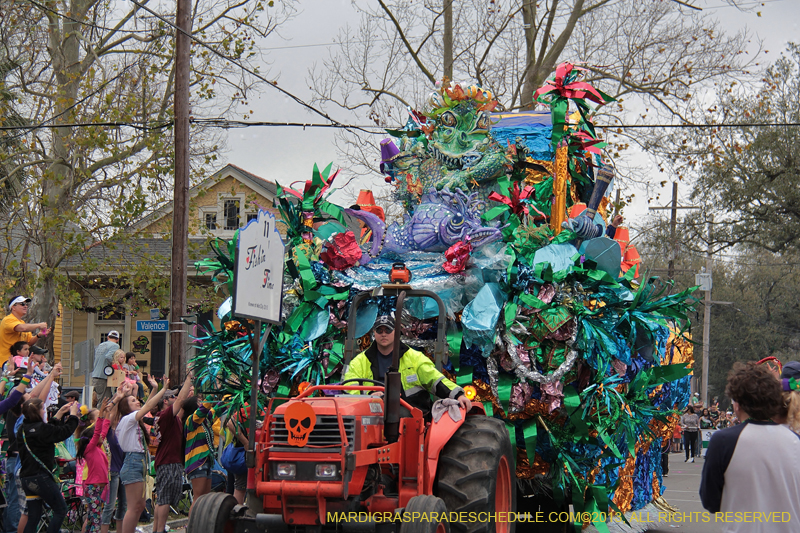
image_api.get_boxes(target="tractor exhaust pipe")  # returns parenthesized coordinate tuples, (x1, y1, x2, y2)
(384, 291, 406, 444)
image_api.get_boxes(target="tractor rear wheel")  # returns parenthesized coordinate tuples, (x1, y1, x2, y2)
(436, 416, 515, 533)
(401, 495, 450, 533)
(186, 492, 237, 533)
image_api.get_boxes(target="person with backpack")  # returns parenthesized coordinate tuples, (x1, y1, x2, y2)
(5, 363, 66, 533)
(183, 397, 218, 504)
(17, 397, 80, 533)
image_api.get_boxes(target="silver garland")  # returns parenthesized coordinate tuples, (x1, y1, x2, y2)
(487, 356, 499, 399)
(403, 339, 437, 351)
(504, 332, 579, 385)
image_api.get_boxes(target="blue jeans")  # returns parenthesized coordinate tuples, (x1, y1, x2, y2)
(21, 474, 67, 533)
(3, 456, 20, 533)
(186, 459, 212, 481)
(101, 471, 127, 525)
(120, 452, 146, 485)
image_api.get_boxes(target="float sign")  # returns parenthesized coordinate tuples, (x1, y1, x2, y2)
(233, 209, 285, 324)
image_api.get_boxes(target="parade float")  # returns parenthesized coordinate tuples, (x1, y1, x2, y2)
(191, 63, 696, 532)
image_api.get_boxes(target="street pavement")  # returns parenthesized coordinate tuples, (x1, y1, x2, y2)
(151, 453, 720, 533)
(648, 452, 721, 533)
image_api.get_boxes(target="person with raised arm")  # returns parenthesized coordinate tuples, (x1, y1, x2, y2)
(17, 396, 80, 533)
(151, 374, 193, 533)
(111, 378, 168, 533)
(76, 398, 112, 533)
(2, 362, 64, 533)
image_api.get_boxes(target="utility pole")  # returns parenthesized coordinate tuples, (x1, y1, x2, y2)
(649, 182, 696, 281)
(443, 0, 453, 80)
(701, 217, 712, 408)
(169, 0, 192, 383)
(668, 182, 678, 280)
(649, 182, 700, 392)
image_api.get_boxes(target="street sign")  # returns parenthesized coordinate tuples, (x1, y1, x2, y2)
(149, 308, 160, 320)
(695, 272, 712, 291)
(136, 320, 169, 332)
(72, 339, 95, 378)
(233, 208, 285, 324)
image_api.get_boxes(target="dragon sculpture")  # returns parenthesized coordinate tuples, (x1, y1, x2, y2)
(346, 188, 503, 261)
(384, 82, 511, 211)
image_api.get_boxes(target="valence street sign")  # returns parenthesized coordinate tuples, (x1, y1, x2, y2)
(136, 320, 169, 332)
(233, 208, 285, 324)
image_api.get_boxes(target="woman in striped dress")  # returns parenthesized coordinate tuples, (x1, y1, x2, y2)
(183, 396, 218, 504)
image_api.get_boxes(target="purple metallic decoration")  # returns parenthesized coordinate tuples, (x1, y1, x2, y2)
(345, 188, 503, 262)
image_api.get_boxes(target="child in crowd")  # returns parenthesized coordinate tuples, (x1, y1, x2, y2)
(123, 353, 144, 400)
(76, 399, 112, 533)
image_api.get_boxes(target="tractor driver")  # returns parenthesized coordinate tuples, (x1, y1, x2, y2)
(343, 315, 471, 417)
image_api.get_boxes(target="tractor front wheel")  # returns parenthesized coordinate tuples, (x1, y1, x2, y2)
(186, 492, 237, 533)
(436, 416, 516, 533)
(401, 495, 450, 533)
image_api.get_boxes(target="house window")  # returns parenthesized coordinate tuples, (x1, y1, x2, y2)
(223, 199, 239, 230)
(205, 213, 217, 230)
(246, 213, 258, 223)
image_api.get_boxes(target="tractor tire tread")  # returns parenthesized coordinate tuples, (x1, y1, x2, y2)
(186, 492, 237, 533)
(435, 417, 515, 533)
(401, 495, 451, 533)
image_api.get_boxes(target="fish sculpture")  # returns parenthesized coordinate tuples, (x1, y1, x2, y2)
(346, 188, 503, 263)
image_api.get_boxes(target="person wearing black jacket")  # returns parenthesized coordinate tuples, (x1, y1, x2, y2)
(17, 397, 80, 533)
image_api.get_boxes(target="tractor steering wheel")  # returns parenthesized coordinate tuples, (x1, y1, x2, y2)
(340, 378, 384, 387)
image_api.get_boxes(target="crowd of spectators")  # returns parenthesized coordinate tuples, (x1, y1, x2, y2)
(0, 295, 250, 533)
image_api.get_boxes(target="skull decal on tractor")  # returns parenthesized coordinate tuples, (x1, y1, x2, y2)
(284, 402, 317, 447)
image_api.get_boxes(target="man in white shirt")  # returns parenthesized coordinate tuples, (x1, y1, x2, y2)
(700, 362, 800, 532)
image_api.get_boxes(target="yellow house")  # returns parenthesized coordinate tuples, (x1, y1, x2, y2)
(58, 164, 281, 387)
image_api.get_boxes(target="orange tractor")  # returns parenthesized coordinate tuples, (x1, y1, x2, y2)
(188, 283, 516, 533)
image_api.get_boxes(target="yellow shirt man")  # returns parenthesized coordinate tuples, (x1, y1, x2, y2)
(0, 296, 48, 368)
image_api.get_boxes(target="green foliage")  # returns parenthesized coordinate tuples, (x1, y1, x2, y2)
(658, 43, 800, 254)
(0, 0, 294, 324)
(637, 218, 800, 405)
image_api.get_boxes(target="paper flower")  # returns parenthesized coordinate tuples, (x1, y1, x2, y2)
(533, 63, 611, 105)
(443, 239, 473, 273)
(488, 181, 540, 219)
(320, 230, 362, 271)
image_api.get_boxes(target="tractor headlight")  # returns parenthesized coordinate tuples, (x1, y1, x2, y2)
(276, 463, 296, 478)
(315, 464, 337, 479)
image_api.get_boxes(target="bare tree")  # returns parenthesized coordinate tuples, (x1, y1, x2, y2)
(0, 0, 294, 331)
(308, 0, 758, 181)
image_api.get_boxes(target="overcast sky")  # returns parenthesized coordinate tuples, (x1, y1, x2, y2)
(220, 0, 799, 213)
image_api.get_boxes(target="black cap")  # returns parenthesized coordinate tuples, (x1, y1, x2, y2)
(30, 345, 48, 355)
(781, 361, 800, 380)
(64, 391, 81, 399)
(374, 315, 395, 331)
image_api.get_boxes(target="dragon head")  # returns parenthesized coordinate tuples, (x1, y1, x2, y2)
(437, 188, 502, 248)
(425, 82, 498, 170)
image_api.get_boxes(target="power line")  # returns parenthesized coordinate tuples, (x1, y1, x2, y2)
(190, 119, 384, 130)
(0, 121, 172, 131)
(126, 0, 368, 134)
(15, 0, 363, 134)
(6, 117, 800, 132)
(599, 122, 800, 129)
(2, 64, 137, 141)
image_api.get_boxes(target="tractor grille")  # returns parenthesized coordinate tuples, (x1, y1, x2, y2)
(269, 415, 356, 451)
